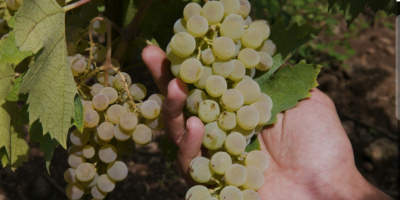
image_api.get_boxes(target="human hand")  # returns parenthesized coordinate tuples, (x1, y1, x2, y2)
(142, 45, 392, 200)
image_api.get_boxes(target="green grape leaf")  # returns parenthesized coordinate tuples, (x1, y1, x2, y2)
(255, 60, 322, 125)
(0, 63, 13, 99)
(13, 0, 76, 148)
(73, 94, 84, 133)
(0, 147, 9, 167)
(18, 104, 29, 125)
(122, 0, 136, 28)
(160, 136, 178, 160)
(0, 32, 32, 66)
(0, 0, 13, 21)
(245, 136, 261, 152)
(5, 72, 24, 101)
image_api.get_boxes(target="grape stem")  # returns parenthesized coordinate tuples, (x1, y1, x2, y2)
(111, 66, 137, 113)
(63, 0, 91, 12)
(103, 19, 113, 88)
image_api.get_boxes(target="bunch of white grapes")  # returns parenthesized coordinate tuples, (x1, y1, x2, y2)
(64, 57, 165, 199)
(167, 0, 277, 199)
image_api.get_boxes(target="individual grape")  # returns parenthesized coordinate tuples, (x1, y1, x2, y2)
(90, 83, 104, 97)
(244, 16, 253, 26)
(64, 168, 77, 183)
(97, 72, 113, 85)
(76, 40, 89, 54)
(113, 124, 133, 141)
(65, 183, 84, 200)
(146, 115, 164, 130)
(82, 145, 95, 159)
(113, 72, 131, 91)
(107, 161, 128, 181)
(119, 112, 138, 131)
(194, 65, 212, 89)
(229, 60, 246, 81)
(67, 42, 76, 56)
(91, 185, 107, 200)
(170, 32, 196, 57)
(241, 28, 263, 49)
(116, 139, 135, 155)
(186, 89, 208, 114)
(218, 111, 237, 130)
(94, 131, 110, 145)
(225, 164, 247, 187)
(220, 0, 240, 16)
(68, 145, 84, 156)
(242, 166, 265, 190)
(132, 124, 153, 145)
(249, 20, 270, 40)
(179, 58, 204, 83)
(201, 49, 215, 65)
(220, 186, 244, 200)
(220, 14, 245, 41)
(257, 51, 273, 71)
(75, 163, 96, 182)
(258, 39, 277, 56)
(238, 48, 260, 68)
(198, 100, 220, 123)
(205, 75, 227, 97)
(187, 15, 209, 37)
(148, 94, 165, 109)
(92, 20, 107, 34)
(251, 101, 271, 125)
(256, 93, 273, 110)
(106, 105, 127, 124)
(129, 83, 147, 101)
(238, 0, 251, 18)
(245, 150, 269, 172)
(98, 144, 117, 164)
(140, 100, 161, 119)
(66, 27, 84, 42)
(100, 87, 118, 104)
(70, 58, 87, 76)
(97, 174, 116, 193)
(212, 59, 234, 78)
(68, 154, 85, 168)
(212, 36, 236, 60)
(201, 1, 224, 25)
(220, 89, 244, 111)
(84, 110, 100, 128)
(242, 189, 261, 200)
(80, 4, 99, 21)
(234, 79, 261, 104)
(183, 2, 202, 21)
(185, 185, 211, 200)
(92, 44, 107, 62)
(92, 94, 109, 111)
(225, 132, 247, 155)
(210, 151, 232, 175)
(6, 0, 19, 10)
(173, 18, 187, 34)
(169, 53, 186, 78)
(237, 106, 259, 130)
(189, 157, 214, 183)
(202, 122, 227, 150)
(245, 68, 256, 78)
(70, 129, 90, 147)
(232, 124, 255, 140)
(97, 122, 114, 141)
(234, 40, 242, 57)
(82, 101, 93, 111)
(81, 173, 98, 188)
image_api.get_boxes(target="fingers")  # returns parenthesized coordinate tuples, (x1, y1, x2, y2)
(142, 45, 173, 95)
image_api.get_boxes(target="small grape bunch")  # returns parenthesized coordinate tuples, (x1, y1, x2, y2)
(167, 0, 277, 199)
(64, 56, 165, 200)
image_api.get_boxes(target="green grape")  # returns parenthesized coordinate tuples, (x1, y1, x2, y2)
(254, 125, 263, 135)
(132, 124, 152, 145)
(129, 83, 147, 101)
(65, 183, 85, 200)
(94, 131, 110, 145)
(242, 189, 260, 200)
(113, 72, 131, 91)
(229, 60, 246, 81)
(81, 172, 98, 188)
(170, 32, 196, 57)
(202, 122, 227, 150)
(224, 132, 247, 155)
(68, 154, 85, 168)
(183, 2, 202, 21)
(186, 89, 208, 114)
(220, 14, 245, 41)
(220, 186, 243, 200)
(97, 174, 116, 193)
(244, 16, 252, 26)
(76, 40, 89, 53)
(256, 93, 273, 110)
(119, 112, 138, 131)
(92, 20, 107, 34)
(169, 52, 187, 78)
(66, 27, 84, 42)
(205, 75, 227, 97)
(224, 164, 247, 187)
(82, 145, 95, 159)
(116, 139, 135, 155)
(245, 68, 256, 78)
(92, 94, 109, 111)
(242, 166, 265, 190)
(67, 42, 76, 56)
(218, 111, 237, 130)
(106, 105, 127, 124)
(84, 110, 100, 128)
(70, 58, 87, 76)
(245, 150, 269, 172)
(198, 100, 220, 123)
(221, 89, 244, 111)
(146, 115, 164, 130)
(234, 40, 242, 57)
(220, 0, 240, 16)
(258, 39, 277, 56)
(80, 4, 99, 21)
(201, 1, 224, 25)
(201, 49, 215, 65)
(210, 151, 232, 175)
(257, 51, 273, 71)
(237, 106, 259, 130)
(99, 144, 117, 164)
(173, 18, 187, 34)
(114, 124, 133, 141)
(238, 48, 260, 69)
(92, 44, 107, 62)
(75, 163, 96, 182)
(91, 185, 107, 200)
(238, 0, 251, 18)
(234, 79, 261, 104)
(82, 100, 93, 111)
(107, 161, 128, 181)
(70, 129, 90, 147)
(68, 145, 84, 156)
(90, 83, 104, 97)
(241, 28, 263, 49)
(140, 100, 161, 119)
(232, 124, 254, 140)
(64, 168, 77, 183)
(187, 15, 209, 37)
(97, 122, 115, 141)
(100, 87, 118, 104)
(194, 65, 213, 89)
(205, 197, 218, 200)
(251, 101, 271, 125)
(6, 0, 19, 10)
(185, 185, 211, 200)
(179, 58, 204, 83)
(189, 157, 214, 183)
(148, 93, 165, 109)
(249, 20, 270, 40)
(212, 59, 234, 78)
(212, 36, 236, 60)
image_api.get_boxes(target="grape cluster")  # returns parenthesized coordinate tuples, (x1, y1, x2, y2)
(167, 0, 276, 199)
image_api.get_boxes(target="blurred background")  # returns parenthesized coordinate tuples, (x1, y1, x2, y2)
(0, 0, 397, 199)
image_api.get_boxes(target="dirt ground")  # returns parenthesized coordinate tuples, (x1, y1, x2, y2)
(0, 14, 397, 200)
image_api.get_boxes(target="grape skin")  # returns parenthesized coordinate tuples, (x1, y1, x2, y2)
(189, 157, 214, 183)
(224, 132, 247, 155)
(119, 112, 138, 131)
(70, 129, 90, 147)
(229, 60, 246, 81)
(218, 111, 237, 130)
(65, 183, 85, 200)
(257, 51, 273, 71)
(100, 87, 119, 104)
(210, 151, 232, 175)
(132, 124, 153, 145)
(173, 18, 187, 34)
(202, 122, 227, 150)
(212, 36, 237, 60)
(251, 101, 272, 125)
(220, 185, 244, 200)
(170, 32, 196, 57)
(237, 106, 260, 130)
(220, 14, 245, 41)
(220, 89, 244, 111)
(242, 189, 261, 200)
(107, 161, 128, 181)
(129, 83, 147, 101)
(238, 0, 251, 18)
(212, 59, 234, 78)
(114, 124, 133, 141)
(183, 2, 202, 21)
(140, 100, 161, 120)
(242, 166, 265, 190)
(75, 163, 96, 182)
(64, 168, 77, 183)
(238, 48, 261, 68)
(97, 122, 115, 141)
(249, 20, 271, 40)
(68, 154, 85, 168)
(180, 58, 204, 83)
(98, 144, 117, 164)
(84, 110, 100, 128)
(97, 174, 116, 193)
(92, 94, 109, 111)
(91, 185, 107, 199)
(198, 100, 220, 123)
(82, 145, 95, 159)
(194, 65, 213, 89)
(258, 39, 277, 56)
(245, 150, 269, 172)
(205, 75, 227, 97)
(185, 185, 211, 200)
(106, 104, 127, 125)
(220, 0, 240, 16)
(201, 49, 215, 65)
(186, 89, 208, 114)
(201, 1, 224, 25)
(187, 15, 209, 37)
(241, 28, 264, 49)
(234, 79, 261, 104)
